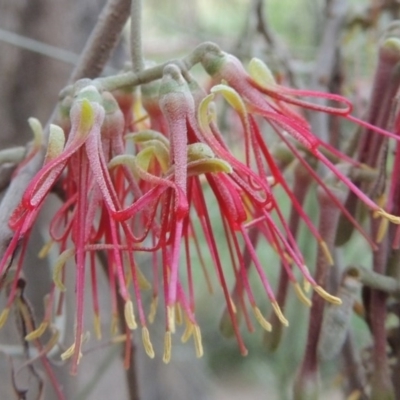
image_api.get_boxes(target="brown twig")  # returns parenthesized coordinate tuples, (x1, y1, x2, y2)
(96, 250, 140, 400)
(70, 0, 132, 81)
(254, 0, 299, 87)
(294, 181, 346, 399)
(308, 0, 349, 143)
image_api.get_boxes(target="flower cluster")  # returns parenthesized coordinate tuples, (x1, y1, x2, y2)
(0, 47, 398, 373)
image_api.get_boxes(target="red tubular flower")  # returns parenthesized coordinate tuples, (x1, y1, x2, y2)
(0, 83, 155, 373)
(200, 50, 400, 227)
(3, 45, 399, 373)
(112, 65, 344, 360)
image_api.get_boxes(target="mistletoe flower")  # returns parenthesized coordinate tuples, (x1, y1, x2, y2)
(114, 65, 343, 359)
(200, 50, 400, 228)
(0, 84, 152, 373)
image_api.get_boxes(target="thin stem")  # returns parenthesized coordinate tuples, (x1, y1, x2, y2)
(97, 249, 140, 400)
(96, 41, 221, 91)
(369, 219, 395, 399)
(308, 0, 348, 144)
(294, 182, 346, 399)
(71, 0, 132, 81)
(346, 265, 400, 295)
(264, 161, 312, 351)
(341, 333, 368, 399)
(130, 0, 144, 73)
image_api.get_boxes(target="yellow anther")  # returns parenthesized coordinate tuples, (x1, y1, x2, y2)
(142, 327, 155, 359)
(193, 325, 203, 358)
(111, 334, 127, 344)
(181, 317, 194, 343)
(124, 300, 137, 330)
(61, 341, 82, 364)
(25, 322, 48, 341)
(293, 283, 312, 307)
(377, 209, 400, 224)
(175, 304, 183, 325)
(53, 248, 75, 291)
(320, 241, 334, 266)
(271, 302, 289, 327)
(0, 308, 10, 328)
(148, 296, 158, 324)
(93, 314, 102, 340)
(253, 306, 272, 332)
(303, 279, 311, 293)
(60, 343, 75, 361)
(314, 285, 342, 305)
(38, 240, 54, 259)
(167, 305, 176, 333)
(163, 331, 172, 364)
(376, 217, 389, 243)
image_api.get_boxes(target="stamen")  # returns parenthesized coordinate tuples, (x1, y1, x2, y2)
(271, 302, 289, 326)
(167, 305, 176, 333)
(142, 327, 155, 358)
(163, 331, 172, 364)
(293, 283, 312, 307)
(253, 306, 272, 332)
(25, 322, 48, 341)
(124, 300, 138, 330)
(303, 279, 311, 293)
(377, 209, 400, 224)
(38, 240, 54, 259)
(0, 308, 10, 328)
(181, 320, 194, 343)
(148, 296, 158, 324)
(111, 334, 127, 344)
(61, 332, 89, 361)
(320, 241, 334, 266)
(314, 285, 342, 305)
(61, 343, 76, 361)
(376, 217, 389, 243)
(193, 325, 203, 358)
(53, 248, 75, 291)
(60, 333, 87, 364)
(175, 303, 183, 325)
(93, 314, 102, 340)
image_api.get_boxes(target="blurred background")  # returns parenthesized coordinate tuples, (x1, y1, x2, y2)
(0, 0, 398, 399)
